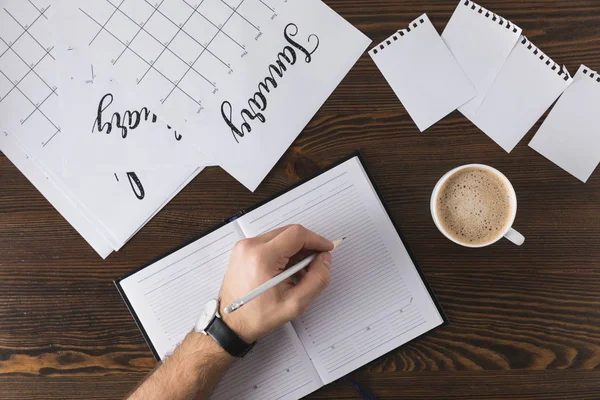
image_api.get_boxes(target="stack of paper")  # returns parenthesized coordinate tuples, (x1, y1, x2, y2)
(0, 0, 371, 257)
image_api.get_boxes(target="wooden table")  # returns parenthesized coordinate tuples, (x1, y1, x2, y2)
(1, 1, 599, 399)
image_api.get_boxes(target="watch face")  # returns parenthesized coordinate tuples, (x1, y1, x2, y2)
(196, 299, 218, 332)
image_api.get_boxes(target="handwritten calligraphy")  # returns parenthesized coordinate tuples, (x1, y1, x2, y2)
(221, 23, 320, 143)
(92, 93, 182, 141)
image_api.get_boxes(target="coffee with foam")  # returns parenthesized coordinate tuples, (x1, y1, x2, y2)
(435, 167, 513, 246)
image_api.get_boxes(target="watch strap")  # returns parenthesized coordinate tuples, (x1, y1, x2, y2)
(206, 316, 255, 358)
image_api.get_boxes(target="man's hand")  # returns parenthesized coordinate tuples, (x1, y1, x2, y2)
(220, 224, 334, 343)
(128, 224, 333, 400)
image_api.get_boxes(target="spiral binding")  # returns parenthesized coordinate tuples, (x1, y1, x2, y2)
(582, 68, 600, 83)
(462, 0, 520, 34)
(519, 37, 571, 82)
(371, 17, 426, 55)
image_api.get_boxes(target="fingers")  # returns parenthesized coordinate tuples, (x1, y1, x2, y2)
(266, 225, 334, 259)
(284, 252, 332, 318)
(254, 225, 291, 243)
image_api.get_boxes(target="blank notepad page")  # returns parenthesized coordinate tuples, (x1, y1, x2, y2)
(529, 65, 600, 182)
(369, 14, 476, 132)
(467, 37, 573, 152)
(442, 0, 522, 118)
(237, 157, 445, 383)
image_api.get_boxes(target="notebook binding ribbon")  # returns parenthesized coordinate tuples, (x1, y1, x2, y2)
(520, 36, 571, 82)
(371, 17, 426, 55)
(462, 0, 520, 34)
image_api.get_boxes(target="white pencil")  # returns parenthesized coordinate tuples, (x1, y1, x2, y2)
(223, 237, 346, 315)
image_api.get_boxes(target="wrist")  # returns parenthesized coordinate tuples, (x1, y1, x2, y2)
(181, 330, 234, 365)
(220, 311, 259, 343)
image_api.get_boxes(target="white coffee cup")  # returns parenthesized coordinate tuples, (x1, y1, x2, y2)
(431, 164, 525, 248)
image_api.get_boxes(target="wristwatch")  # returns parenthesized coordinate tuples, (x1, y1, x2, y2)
(194, 299, 255, 358)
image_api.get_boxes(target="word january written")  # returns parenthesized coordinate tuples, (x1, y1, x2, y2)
(93, 93, 182, 141)
(221, 23, 320, 143)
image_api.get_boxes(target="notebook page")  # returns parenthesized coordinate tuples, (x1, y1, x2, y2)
(442, 0, 522, 118)
(237, 157, 445, 383)
(529, 65, 600, 183)
(211, 323, 322, 400)
(118, 222, 322, 400)
(369, 14, 476, 132)
(467, 36, 573, 153)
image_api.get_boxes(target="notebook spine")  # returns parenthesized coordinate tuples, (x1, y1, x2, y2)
(462, 0, 520, 34)
(520, 36, 571, 82)
(582, 67, 600, 83)
(371, 17, 426, 55)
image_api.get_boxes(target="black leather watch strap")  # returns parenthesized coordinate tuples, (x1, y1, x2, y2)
(205, 316, 255, 358)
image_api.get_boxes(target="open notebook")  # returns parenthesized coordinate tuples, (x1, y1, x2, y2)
(116, 154, 446, 399)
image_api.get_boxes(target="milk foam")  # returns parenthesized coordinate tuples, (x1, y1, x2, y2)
(436, 167, 513, 245)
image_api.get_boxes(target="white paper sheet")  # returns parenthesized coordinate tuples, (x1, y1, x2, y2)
(442, 0, 522, 118)
(369, 13, 476, 132)
(0, 125, 114, 258)
(529, 65, 600, 182)
(52, 0, 371, 191)
(53, 39, 212, 173)
(466, 36, 573, 153)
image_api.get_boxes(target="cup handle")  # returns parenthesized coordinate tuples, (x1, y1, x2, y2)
(504, 228, 525, 246)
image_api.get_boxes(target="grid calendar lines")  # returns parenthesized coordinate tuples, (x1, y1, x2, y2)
(98, 0, 217, 87)
(259, 0, 274, 13)
(42, 127, 61, 147)
(0, 45, 53, 104)
(0, 36, 57, 96)
(0, 68, 59, 133)
(26, 0, 49, 19)
(87, 0, 126, 46)
(136, 0, 204, 83)
(79, 7, 203, 108)
(22, 86, 57, 124)
(4, 8, 55, 61)
(219, 0, 259, 31)
(139, 0, 235, 72)
(0, 4, 49, 60)
(161, 0, 246, 104)
(180, 0, 245, 49)
(112, 0, 167, 65)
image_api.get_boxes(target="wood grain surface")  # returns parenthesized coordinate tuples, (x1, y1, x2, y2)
(1, 0, 600, 399)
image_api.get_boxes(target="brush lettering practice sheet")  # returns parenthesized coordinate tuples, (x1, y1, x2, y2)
(54, 0, 371, 190)
(117, 156, 445, 399)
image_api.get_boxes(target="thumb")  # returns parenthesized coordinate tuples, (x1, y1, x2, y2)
(284, 252, 332, 318)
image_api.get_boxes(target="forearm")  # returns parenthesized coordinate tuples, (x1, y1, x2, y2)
(128, 332, 234, 400)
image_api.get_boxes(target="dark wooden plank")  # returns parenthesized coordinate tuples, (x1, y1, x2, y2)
(1, 0, 600, 399)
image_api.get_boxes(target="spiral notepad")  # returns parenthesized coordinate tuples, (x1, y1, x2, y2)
(467, 36, 573, 153)
(442, 0, 522, 118)
(529, 65, 600, 182)
(369, 14, 476, 132)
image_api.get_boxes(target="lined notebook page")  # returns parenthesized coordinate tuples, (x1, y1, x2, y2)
(529, 65, 600, 183)
(237, 157, 444, 383)
(118, 223, 322, 400)
(369, 14, 476, 132)
(467, 36, 573, 152)
(442, 0, 522, 118)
